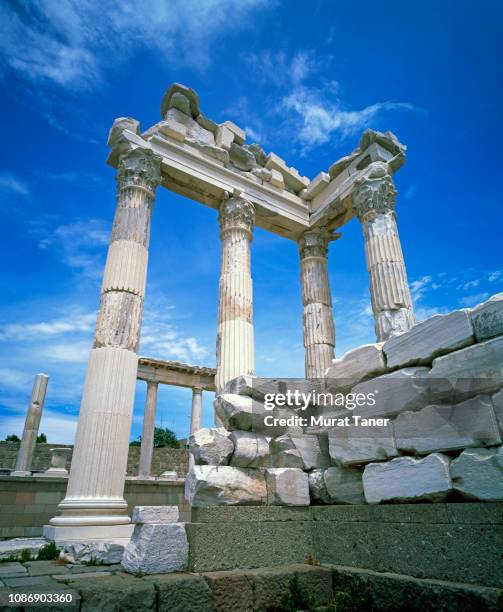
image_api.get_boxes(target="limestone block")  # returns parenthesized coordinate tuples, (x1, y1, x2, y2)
(363, 453, 452, 504)
(471, 293, 503, 341)
(450, 446, 503, 501)
(328, 151, 360, 179)
(185, 465, 267, 507)
(131, 506, 179, 524)
(492, 389, 503, 433)
(302, 172, 330, 200)
(222, 120, 245, 145)
(223, 375, 284, 401)
(122, 523, 188, 574)
(189, 427, 234, 466)
(394, 395, 501, 455)
(308, 468, 331, 504)
(265, 468, 310, 506)
(383, 310, 475, 368)
(324, 465, 365, 504)
(166, 108, 214, 145)
(352, 367, 431, 418)
(230, 431, 270, 467)
(270, 434, 330, 470)
(60, 542, 124, 565)
(157, 119, 187, 142)
(107, 117, 139, 147)
(325, 343, 386, 390)
(215, 124, 234, 150)
(328, 424, 398, 466)
(269, 168, 285, 189)
(248, 143, 267, 166)
(196, 113, 219, 135)
(161, 83, 199, 119)
(229, 142, 256, 171)
(265, 152, 309, 192)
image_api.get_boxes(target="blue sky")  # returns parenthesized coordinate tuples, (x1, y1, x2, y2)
(0, 0, 501, 444)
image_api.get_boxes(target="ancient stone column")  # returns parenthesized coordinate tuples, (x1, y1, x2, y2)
(298, 229, 337, 379)
(190, 387, 203, 435)
(138, 381, 158, 479)
(47, 148, 161, 539)
(353, 163, 415, 342)
(42, 448, 72, 478)
(11, 373, 49, 477)
(215, 193, 255, 394)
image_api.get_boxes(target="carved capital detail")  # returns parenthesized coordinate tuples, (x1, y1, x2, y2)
(298, 228, 335, 259)
(218, 193, 255, 236)
(117, 148, 162, 194)
(353, 163, 396, 221)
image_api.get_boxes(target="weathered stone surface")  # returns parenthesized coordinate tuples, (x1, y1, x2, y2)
(324, 465, 365, 504)
(131, 505, 179, 524)
(203, 569, 253, 612)
(269, 434, 330, 470)
(189, 427, 234, 466)
(0, 538, 48, 561)
(265, 468, 310, 506)
(122, 523, 188, 574)
(328, 424, 398, 466)
(230, 431, 270, 467)
(308, 468, 331, 504)
(352, 367, 431, 418)
(325, 343, 386, 389)
(145, 573, 213, 612)
(223, 375, 285, 401)
(60, 542, 124, 565)
(493, 389, 503, 433)
(383, 310, 475, 368)
(161, 83, 199, 119)
(471, 293, 503, 342)
(363, 453, 452, 504)
(107, 117, 139, 147)
(451, 446, 503, 501)
(229, 142, 256, 171)
(185, 465, 267, 507)
(394, 395, 501, 454)
(74, 575, 156, 612)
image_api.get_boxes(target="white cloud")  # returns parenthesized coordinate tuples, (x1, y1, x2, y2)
(0, 368, 33, 392)
(0, 0, 268, 91)
(37, 341, 91, 364)
(410, 275, 433, 303)
(0, 172, 29, 196)
(0, 312, 95, 341)
(0, 410, 78, 444)
(459, 292, 490, 307)
(462, 279, 480, 290)
(488, 270, 502, 282)
(247, 51, 319, 87)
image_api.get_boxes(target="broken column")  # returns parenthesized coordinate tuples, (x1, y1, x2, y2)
(298, 228, 337, 378)
(215, 192, 255, 394)
(138, 381, 158, 479)
(190, 387, 203, 435)
(353, 162, 415, 341)
(11, 373, 49, 476)
(47, 148, 162, 540)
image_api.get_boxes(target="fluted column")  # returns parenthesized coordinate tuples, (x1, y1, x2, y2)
(49, 148, 161, 533)
(11, 374, 49, 476)
(190, 387, 203, 435)
(353, 163, 415, 341)
(138, 381, 158, 479)
(298, 229, 336, 379)
(215, 193, 255, 394)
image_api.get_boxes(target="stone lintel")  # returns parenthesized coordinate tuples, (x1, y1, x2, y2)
(137, 356, 216, 391)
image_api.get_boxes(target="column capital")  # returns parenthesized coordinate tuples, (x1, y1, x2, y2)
(298, 228, 339, 260)
(353, 162, 396, 221)
(218, 192, 255, 237)
(117, 148, 162, 194)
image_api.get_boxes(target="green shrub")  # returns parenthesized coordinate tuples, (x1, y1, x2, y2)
(279, 575, 316, 612)
(37, 542, 60, 561)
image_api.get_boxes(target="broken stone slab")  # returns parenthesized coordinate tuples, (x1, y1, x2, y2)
(269, 434, 330, 470)
(222, 120, 245, 145)
(352, 367, 431, 419)
(450, 446, 503, 501)
(308, 469, 331, 504)
(131, 506, 180, 524)
(394, 395, 501, 455)
(122, 523, 188, 574)
(383, 310, 475, 369)
(0, 538, 49, 561)
(265, 468, 310, 506)
(59, 542, 124, 565)
(301, 172, 331, 200)
(328, 423, 398, 466)
(471, 293, 503, 342)
(229, 142, 256, 171)
(184, 465, 267, 507)
(230, 431, 270, 468)
(107, 117, 140, 148)
(492, 389, 503, 433)
(215, 124, 235, 150)
(189, 427, 234, 466)
(323, 465, 365, 504)
(223, 375, 286, 401)
(167, 107, 215, 146)
(325, 343, 387, 391)
(265, 152, 309, 192)
(161, 83, 199, 119)
(363, 453, 452, 504)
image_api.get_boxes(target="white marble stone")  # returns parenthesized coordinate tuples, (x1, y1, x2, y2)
(470, 293, 503, 342)
(230, 431, 270, 467)
(122, 523, 188, 574)
(328, 424, 398, 466)
(363, 453, 452, 504)
(184, 465, 267, 507)
(265, 468, 310, 506)
(41, 447, 71, 477)
(189, 427, 234, 466)
(383, 310, 475, 368)
(60, 541, 125, 565)
(270, 434, 330, 470)
(323, 465, 365, 504)
(326, 344, 386, 390)
(492, 389, 503, 433)
(308, 469, 331, 504)
(131, 506, 179, 524)
(394, 395, 501, 455)
(450, 446, 503, 501)
(0, 538, 48, 561)
(138, 381, 158, 479)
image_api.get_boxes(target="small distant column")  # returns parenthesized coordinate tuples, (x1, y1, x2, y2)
(353, 163, 415, 341)
(298, 229, 337, 379)
(42, 448, 72, 478)
(11, 374, 49, 477)
(190, 387, 203, 435)
(215, 193, 255, 394)
(138, 381, 158, 479)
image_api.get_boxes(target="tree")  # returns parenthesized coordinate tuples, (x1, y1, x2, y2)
(37, 433, 47, 443)
(5, 434, 20, 442)
(154, 427, 178, 448)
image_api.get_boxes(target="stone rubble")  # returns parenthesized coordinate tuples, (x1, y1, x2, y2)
(470, 292, 503, 342)
(189, 427, 234, 466)
(324, 465, 366, 504)
(325, 343, 387, 390)
(450, 446, 503, 501)
(328, 424, 398, 466)
(185, 465, 267, 507)
(230, 430, 270, 468)
(265, 468, 310, 506)
(60, 542, 124, 565)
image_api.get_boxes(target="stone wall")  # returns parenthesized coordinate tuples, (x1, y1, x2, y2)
(0, 476, 190, 539)
(0, 443, 189, 478)
(186, 292, 503, 507)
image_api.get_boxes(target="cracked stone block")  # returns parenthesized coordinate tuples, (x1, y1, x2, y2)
(308, 468, 331, 504)
(131, 506, 179, 524)
(324, 465, 365, 504)
(326, 343, 387, 390)
(328, 423, 398, 466)
(266, 468, 310, 506)
(471, 293, 503, 341)
(270, 434, 330, 470)
(189, 427, 234, 466)
(122, 523, 188, 574)
(60, 542, 124, 565)
(230, 430, 270, 467)
(450, 446, 503, 501)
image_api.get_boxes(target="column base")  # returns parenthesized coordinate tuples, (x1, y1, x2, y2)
(39, 469, 69, 478)
(10, 470, 31, 477)
(43, 524, 134, 546)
